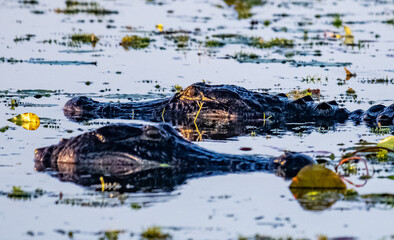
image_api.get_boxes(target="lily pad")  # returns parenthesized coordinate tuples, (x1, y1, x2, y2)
(290, 164, 346, 189)
(377, 136, 394, 150)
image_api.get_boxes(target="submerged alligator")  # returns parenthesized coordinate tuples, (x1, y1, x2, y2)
(35, 122, 316, 192)
(64, 82, 394, 125)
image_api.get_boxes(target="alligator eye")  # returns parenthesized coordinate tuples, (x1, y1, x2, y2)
(186, 86, 198, 97)
(143, 126, 162, 139)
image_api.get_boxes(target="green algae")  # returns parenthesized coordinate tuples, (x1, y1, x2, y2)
(120, 35, 150, 50)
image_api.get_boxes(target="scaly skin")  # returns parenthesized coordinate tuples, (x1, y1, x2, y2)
(64, 82, 394, 126)
(34, 123, 316, 192)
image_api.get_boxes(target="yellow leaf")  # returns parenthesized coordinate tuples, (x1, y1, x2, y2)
(156, 24, 163, 32)
(8, 113, 40, 131)
(377, 136, 394, 151)
(344, 26, 352, 36)
(290, 164, 346, 189)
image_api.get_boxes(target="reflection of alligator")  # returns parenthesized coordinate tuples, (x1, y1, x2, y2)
(64, 82, 394, 140)
(35, 123, 316, 192)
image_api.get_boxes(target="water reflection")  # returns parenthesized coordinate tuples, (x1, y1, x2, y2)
(290, 188, 344, 211)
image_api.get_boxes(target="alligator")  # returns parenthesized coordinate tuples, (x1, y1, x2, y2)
(64, 82, 394, 124)
(63, 82, 393, 140)
(35, 122, 317, 192)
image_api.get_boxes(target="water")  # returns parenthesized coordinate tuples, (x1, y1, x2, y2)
(0, 0, 393, 239)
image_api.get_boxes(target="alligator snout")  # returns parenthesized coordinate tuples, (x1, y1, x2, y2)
(34, 145, 55, 171)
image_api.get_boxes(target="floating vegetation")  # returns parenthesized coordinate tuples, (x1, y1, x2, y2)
(141, 226, 171, 240)
(19, 0, 39, 4)
(0, 57, 23, 63)
(55, 1, 118, 15)
(291, 60, 351, 67)
(383, 18, 394, 25)
(233, 51, 258, 60)
(6, 187, 43, 200)
(332, 14, 342, 28)
(251, 37, 294, 48)
(171, 84, 183, 93)
(344, 67, 356, 80)
(70, 33, 99, 47)
(301, 75, 327, 84)
(0, 126, 10, 133)
(120, 35, 150, 50)
(99, 230, 124, 240)
(14, 34, 35, 43)
(8, 112, 40, 131)
(172, 35, 189, 48)
(7, 186, 31, 200)
(65, 0, 98, 8)
(223, 0, 267, 19)
(346, 87, 356, 95)
(290, 165, 346, 189)
(131, 203, 142, 209)
(205, 40, 225, 47)
(287, 88, 320, 100)
(359, 77, 393, 84)
(226, 51, 293, 64)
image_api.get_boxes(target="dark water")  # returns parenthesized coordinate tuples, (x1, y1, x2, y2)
(0, 0, 393, 239)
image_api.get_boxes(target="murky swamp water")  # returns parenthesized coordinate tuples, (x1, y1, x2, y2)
(0, 0, 393, 239)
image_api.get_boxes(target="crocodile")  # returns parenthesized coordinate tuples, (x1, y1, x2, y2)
(64, 82, 394, 126)
(35, 122, 317, 191)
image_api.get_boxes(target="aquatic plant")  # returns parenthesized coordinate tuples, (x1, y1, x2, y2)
(234, 51, 259, 60)
(332, 14, 342, 28)
(55, 1, 118, 15)
(223, 0, 267, 19)
(383, 18, 394, 25)
(205, 40, 225, 47)
(7, 186, 31, 200)
(141, 226, 171, 240)
(120, 35, 150, 50)
(0, 126, 9, 133)
(100, 230, 123, 240)
(290, 165, 346, 189)
(70, 33, 99, 46)
(163, 34, 190, 48)
(287, 88, 320, 100)
(131, 203, 142, 209)
(251, 37, 294, 48)
(171, 84, 183, 93)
